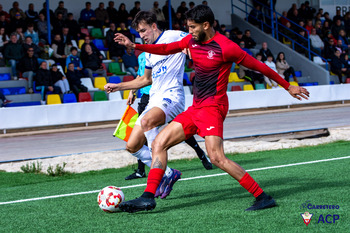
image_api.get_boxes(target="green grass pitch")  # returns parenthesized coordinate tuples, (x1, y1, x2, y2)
(0, 141, 349, 232)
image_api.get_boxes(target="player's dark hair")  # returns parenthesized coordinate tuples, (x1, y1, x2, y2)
(132, 11, 157, 29)
(185, 5, 215, 26)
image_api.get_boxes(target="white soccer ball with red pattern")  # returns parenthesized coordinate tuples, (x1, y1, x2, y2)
(97, 186, 125, 212)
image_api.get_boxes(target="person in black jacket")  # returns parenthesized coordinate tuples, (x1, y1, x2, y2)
(259, 42, 274, 62)
(19, 47, 39, 93)
(330, 50, 350, 83)
(50, 63, 70, 93)
(66, 62, 88, 98)
(106, 23, 125, 61)
(35, 61, 61, 101)
(242, 30, 256, 49)
(81, 44, 107, 80)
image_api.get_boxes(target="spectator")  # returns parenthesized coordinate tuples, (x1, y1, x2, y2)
(81, 36, 103, 60)
(173, 12, 185, 31)
(51, 63, 70, 93)
(66, 62, 88, 98)
(151, 1, 166, 29)
(324, 30, 337, 45)
(220, 24, 227, 34)
(276, 52, 298, 83)
(80, 2, 97, 27)
(344, 12, 350, 37)
(14, 27, 25, 43)
(37, 13, 52, 42)
(323, 12, 333, 26)
(64, 13, 80, 41)
(51, 34, 68, 69)
(202, 1, 208, 5)
(176, 1, 188, 20)
(0, 15, 10, 35)
(242, 30, 256, 49)
(9, 2, 26, 19)
(335, 39, 348, 55)
(0, 27, 9, 53)
(333, 9, 343, 23)
(3, 33, 24, 80)
(81, 44, 106, 80)
(122, 47, 138, 78)
(0, 90, 12, 106)
(107, 1, 118, 24)
(233, 30, 243, 45)
(66, 47, 84, 72)
(238, 41, 252, 56)
(322, 21, 331, 38)
(337, 29, 350, 50)
(213, 19, 222, 34)
(305, 19, 314, 35)
(189, 2, 195, 10)
(295, 29, 308, 56)
(248, 5, 263, 28)
(324, 38, 337, 61)
(35, 61, 61, 103)
(130, 1, 141, 19)
(240, 53, 264, 89)
(106, 22, 125, 61)
(304, 1, 316, 20)
(287, 3, 297, 19)
(61, 27, 73, 45)
(22, 36, 40, 58)
(119, 22, 133, 41)
(0, 4, 10, 22)
(95, 2, 109, 28)
(279, 11, 290, 26)
(331, 19, 345, 39)
(162, 0, 176, 27)
(314, 20, 323, 37)
(24, 24, 39, 45)
(25, 3, 39, 25)
(118, 3, 129, 25)
(298, 3, 307, 22)
(39, 2, 54, 22)
(52, 12, 65, 35)
(264, 54, 279, 88)
(54, 1, 68, 20)
(288, 9, 302, 27)
(19, 47, 39, 93)
(280, 21, 295, 43)
(9, 12, 26, 33)
(310, 28, 324, 55)
(259, 42, 274, 62)
(330, 50, 350, 83)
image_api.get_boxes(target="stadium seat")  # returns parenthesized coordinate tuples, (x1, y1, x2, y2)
(80, 28, 89, 36)
(190, 72, 195, 83)
(255, 83, 265, 90)
(91, 28, 104, 39)
(46, 94, 62, 105)
(289, 81, 299, 86)
(94, 77, 107, 90)
(231, 85, 242, 91)
(235, 64, 240, 70)
(78, 92, 92, 102)
(123, 90, 131, 99)
(103, 27, 110, 37)
(184, 64, 193, 72)
(101, 63, 113, 76)
(78, 39, 84, 49)
(109, 62, 126, 75)
(62, 93, 77, 103)
(346, 78, 350, 83)
(229, 72, 244, 82)
(122, 75, 134, 82)
(93, 39, 108, 51)
(81, 78, 99, 91)
(243, 84, 254, 91)
(108, 91, 122, 101)
(0, 73, 11, 81)
(93, 91, 108, 101)
(0, 87, 26, 95)
(184, 86, 191, 95)
(295, 71, 302, 77)
(109, 76, 121, 84)
(183, 73, 192, 85)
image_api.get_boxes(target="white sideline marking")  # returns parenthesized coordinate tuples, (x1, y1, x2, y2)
(1, 155, 349, 206)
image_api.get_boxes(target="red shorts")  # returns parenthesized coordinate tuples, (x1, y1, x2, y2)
(173, 104, 228, 139)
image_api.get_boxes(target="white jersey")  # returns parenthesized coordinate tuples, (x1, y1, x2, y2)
(145, 30, 188, 97)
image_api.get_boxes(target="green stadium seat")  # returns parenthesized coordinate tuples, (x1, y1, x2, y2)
(93, 91, 108, 101)
(255, 83, 265, 90)
(91, 28, 104, 39)
(108, 63, 126, 75)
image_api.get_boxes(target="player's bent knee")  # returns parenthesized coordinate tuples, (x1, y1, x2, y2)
(126, 142, 141, 154)
(152, 137, 167, 153)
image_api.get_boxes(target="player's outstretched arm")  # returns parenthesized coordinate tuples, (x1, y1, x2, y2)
(114, 33, 136, 49)
(287, 85, 310, 101)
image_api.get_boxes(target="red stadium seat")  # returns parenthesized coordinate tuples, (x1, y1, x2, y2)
(78, 92, 92, 102)
(122, 75, 134, 82)
(231, 85, 242, 91)
(346, 78, 350, 83)
(190, 72, 195, 83)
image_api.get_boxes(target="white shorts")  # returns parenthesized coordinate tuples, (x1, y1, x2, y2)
(135, 89, 185, 126)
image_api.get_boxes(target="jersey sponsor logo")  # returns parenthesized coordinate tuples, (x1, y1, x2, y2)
(206, 126, 215, 131)
(152, 66, 167, 79)
(207, 50, 215, 59)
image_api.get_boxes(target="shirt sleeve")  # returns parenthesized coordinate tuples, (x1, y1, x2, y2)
(135, 34, 191, 55)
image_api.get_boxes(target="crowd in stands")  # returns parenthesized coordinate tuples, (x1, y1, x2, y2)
(245, 0, 350, 83)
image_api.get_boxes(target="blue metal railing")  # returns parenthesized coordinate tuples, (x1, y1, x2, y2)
(231, 0, 328, 70)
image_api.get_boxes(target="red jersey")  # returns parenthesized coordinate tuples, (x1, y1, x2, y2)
(135, 32, 290, 107)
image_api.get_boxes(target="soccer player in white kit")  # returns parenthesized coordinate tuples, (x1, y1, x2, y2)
(105, 11, 196, 199)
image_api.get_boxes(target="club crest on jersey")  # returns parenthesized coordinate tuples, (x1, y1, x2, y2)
(207, 50, 215, 59)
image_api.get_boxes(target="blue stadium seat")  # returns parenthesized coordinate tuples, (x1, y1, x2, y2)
(93, 39, 108, 51)
(0, 87, 26, 95)
(109, 76, 121, 84)
(6, 101, 41, 107)
(63, 93, 77, 103)
(183, 73, 192, 85)
(0, 73, 11, 81)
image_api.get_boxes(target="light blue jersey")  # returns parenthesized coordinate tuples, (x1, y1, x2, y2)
(137, 52, 151, 96)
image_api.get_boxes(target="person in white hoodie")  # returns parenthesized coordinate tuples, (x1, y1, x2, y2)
(264, 54, 279, 88)
(310, 28, 324, 55)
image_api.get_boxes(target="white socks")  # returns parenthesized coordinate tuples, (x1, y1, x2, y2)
(144, 127, 159, 154)
(131, 145, 152, 167)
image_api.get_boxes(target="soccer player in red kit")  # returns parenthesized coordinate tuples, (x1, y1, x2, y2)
(112, 5, 310, 213)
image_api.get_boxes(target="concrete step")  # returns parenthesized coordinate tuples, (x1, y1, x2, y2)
(0, 80, 28, 90)
(7, 93, 41, 103)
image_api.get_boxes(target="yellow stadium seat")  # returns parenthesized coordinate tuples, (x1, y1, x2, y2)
(47, 94, 62, 105)
(266, 84, 272, 89)
(283, 37, 291, 45)
(243, 84, 254, 91)
(229, 72, 245, 83)
(330, 71, 336, 76)
(123, 90, 131, 99)
(78, 39, 84, 49)
(289, 81, 299, 86)
(94, 77, 107, 90)
(235, 64, 239, 69)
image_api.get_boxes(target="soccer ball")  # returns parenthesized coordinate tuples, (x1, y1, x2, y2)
(97, 186, 125, 212)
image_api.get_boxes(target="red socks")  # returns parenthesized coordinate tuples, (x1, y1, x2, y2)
(144, 168, 165, 194)
(239, 173, 264, 198)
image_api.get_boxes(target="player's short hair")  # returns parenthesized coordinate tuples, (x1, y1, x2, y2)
(185, 4, 214, 26)
(132, 11, 157, 29)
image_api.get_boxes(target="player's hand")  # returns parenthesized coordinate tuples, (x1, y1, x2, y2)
(182, 48, 192, 59)
(104, 83, 120, 93)
(287, 85, 310, 101)
(127, 91, 136, 105)
(114, 33, 135, 49)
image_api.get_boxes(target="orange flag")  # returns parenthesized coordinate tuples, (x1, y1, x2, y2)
(113, 105, 138, 142)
